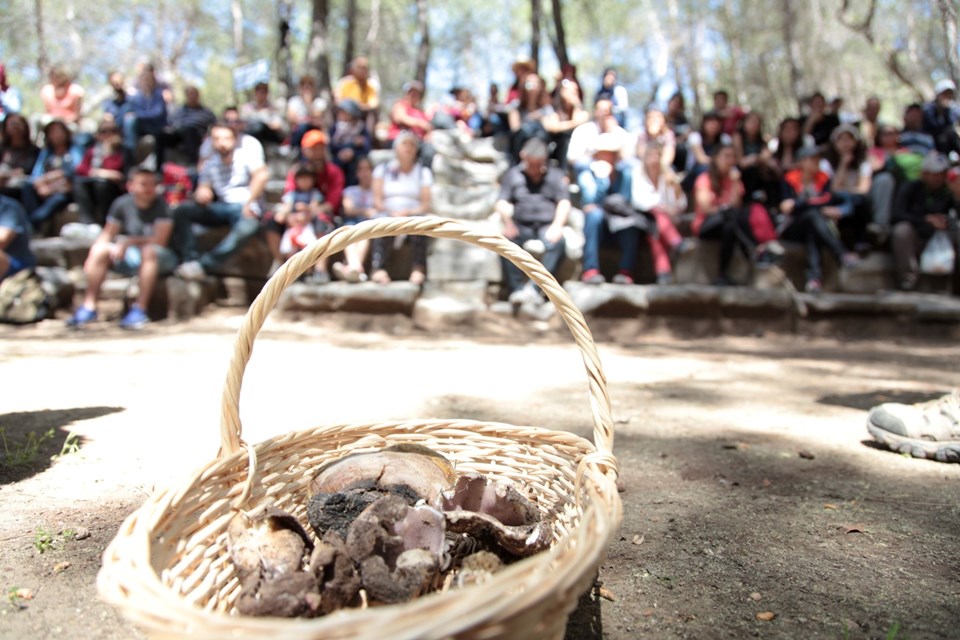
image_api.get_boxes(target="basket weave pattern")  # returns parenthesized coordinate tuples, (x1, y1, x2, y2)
(98, 216, 623, 640)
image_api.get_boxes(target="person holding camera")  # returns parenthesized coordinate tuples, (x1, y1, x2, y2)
(778, 145, 860, 294)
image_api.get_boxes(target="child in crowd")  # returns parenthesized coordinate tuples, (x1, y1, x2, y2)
(274, 164, 330, 281)
(66, 167, 176, 329)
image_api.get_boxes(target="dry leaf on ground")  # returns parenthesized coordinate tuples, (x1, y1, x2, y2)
(756, 611, 776, 621)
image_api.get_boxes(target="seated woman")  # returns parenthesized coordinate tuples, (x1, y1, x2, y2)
(21, 120, 83, 234)
(692, 144, 756, 286)
(631, 144, 689, 285)
(682, 111, 731, 193)
(72, 120, 128, 227)
(507, 74, 554, 165)
(733, 112, 779, 206)
(329, 99, 371, 187)
(778, 146, 859, 293)
(822, 124, 872, 249)
(635, 107, 677, 172)
(543, 79, 589, 172)
(769, 117, 810, 176)
(580, 134, 644, 285)
(865, 124, 902, 234)
(0, 114, 39, 202)
(38, 66, 84, 128)
(331, 156, 376, 283)
(285, 75, 325, 134)
(370, 132, 432, 285)
(388, 81, 434, 168)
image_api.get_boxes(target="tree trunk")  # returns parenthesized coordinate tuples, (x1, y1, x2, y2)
(231, 0, 245, 64)
(34, 0, 48, 77)
(414, 0, 430, 86)
(939, 0, 960, 83)
(306, 0, 332, 97)
(276, 0, 294, 97)
(366, 0, 381, 61)
(343, 0, 358, 77)
(781, 0, 804, 112)
(549, 0, 570, 70)
(531, 0, 542, 70)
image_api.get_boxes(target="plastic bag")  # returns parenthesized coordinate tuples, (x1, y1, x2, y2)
(920, 231, 955, 275)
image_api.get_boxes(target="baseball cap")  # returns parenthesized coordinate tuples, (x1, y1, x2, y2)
(935, 79, 957, 96)
(921, 152, 950, 173)
(302, 129, 328, 148)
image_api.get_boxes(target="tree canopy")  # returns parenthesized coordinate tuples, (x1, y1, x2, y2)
(0, 0, 956, 123)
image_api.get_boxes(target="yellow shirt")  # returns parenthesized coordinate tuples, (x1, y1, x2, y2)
(334, 76, 379, 110)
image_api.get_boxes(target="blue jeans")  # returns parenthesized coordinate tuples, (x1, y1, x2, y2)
(21, 183, 71, 229)
(502, 223, 566, 294)
(579, 161, 641, 274)
(173, 201, 261, 271)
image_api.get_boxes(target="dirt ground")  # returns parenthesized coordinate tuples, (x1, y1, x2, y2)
(1, 308, 958, 639)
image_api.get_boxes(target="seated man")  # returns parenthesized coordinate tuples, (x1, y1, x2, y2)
(127, 64, 168, 167)
(580, 133, 645, 284)
(890, 152, 957, 291)
(173, 122, 268, 280)
(334, 57, 380, 133)
(240, 82, 286, 146)
(496, 138, 570, 308)
(101, 71, 133, 128)
(567, 98, 631, 206)
(198, 106, 264, 169)
(265, 129, 343, 275)
(0, 194, 36, 282)
(66, 168, 176, 329)
(923, 80, 960, 156)
(164, 85, 216, 166)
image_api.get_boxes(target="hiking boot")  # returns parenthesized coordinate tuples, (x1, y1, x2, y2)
(612, 273, 634, 285)
(66, 306, 97, 328)
(508, 284, 541, 308)
(581, 269, 605, 285)
(804, 278, 822, 294)
(119, 305, 149, 330)
(867, 392, 960, 462)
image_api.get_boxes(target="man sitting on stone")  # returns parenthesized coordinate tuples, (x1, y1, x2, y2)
(66, 168, 176, 329)
(265, 129, 343, 274)
(890, 152, 957, 291)
(127, 64, 168, 168)
(496, 137, 570, 308)
(567, 98, 631, 204)
(101, 71, 133, 130)
(0, 194, 36, 283)
(164, 85, 216, 166)
(198, 107, 264, 169)
(334, 57, 380, 133)
(923, 79, 960, 156)
(240, 82, 286, 147)
(173, 122, 268, 280)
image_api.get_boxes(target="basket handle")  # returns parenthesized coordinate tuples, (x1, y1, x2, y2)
(219, 216, 616, 474)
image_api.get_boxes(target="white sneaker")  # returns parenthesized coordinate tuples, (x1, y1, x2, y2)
(175, 260, 206, 281)
(522, 239, 546, 257)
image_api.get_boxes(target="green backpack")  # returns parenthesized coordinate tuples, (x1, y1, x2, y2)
(0, 269, 51, 325)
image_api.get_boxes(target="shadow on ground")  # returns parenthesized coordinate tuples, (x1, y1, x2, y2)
(0, 406, 125, 484)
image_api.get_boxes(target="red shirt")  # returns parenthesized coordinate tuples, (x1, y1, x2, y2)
(692, 171, 745, 234)
(75, 145, 126, 177)
(283, 161, 344, 220)
(388, 100, 429, 141)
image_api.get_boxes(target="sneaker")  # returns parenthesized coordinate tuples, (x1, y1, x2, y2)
(508, 285, 541, 307)
(522, 239, 546, 257)
(804, 278, 822, 294)
(867, 392, 960, 462)
(66, 306, 97, 328)
(841, 252, 861, 269)
(175, 260, 206, 281)
(581, 269, 605, 285)
(612, 273, 634, 285)
(332, 261, 360, 283)
(119, 305, 149, 330)
(672, 238, 695, 260)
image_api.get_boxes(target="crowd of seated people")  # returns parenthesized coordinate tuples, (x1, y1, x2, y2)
(2, 54, 960, 329)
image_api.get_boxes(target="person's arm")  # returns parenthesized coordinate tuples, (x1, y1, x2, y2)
(0, 226, 15, 251)
(545, 171, 571, 243)
(689, 133, 710, 165)
(390, 101, 432, 132)
(150, 218, 173, 247)
(695, 176, 718, 216)
(321, 165, 344, 217)
(507, 106, 522, 133)
(372, 173, 385, 212)
(243, 165, 269, 218)
(413, 169, 432, 215)
(855, 161, 872, 195)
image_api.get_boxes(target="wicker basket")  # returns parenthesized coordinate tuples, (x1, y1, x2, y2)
(98, 216, 622, 640)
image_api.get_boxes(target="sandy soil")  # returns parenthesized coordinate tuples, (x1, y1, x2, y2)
(1, 308, 958, 639)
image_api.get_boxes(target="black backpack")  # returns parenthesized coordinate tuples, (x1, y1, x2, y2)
(0, 269, 51, 324)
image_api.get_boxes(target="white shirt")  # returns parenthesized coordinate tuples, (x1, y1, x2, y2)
(199, 143, 266, 211)
(566, 121, 631, 166)
(373, 161, 433, 214)
(631, 162, 687, 215)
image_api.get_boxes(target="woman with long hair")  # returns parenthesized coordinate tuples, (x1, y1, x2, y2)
(823, 124, 872, 248)
(692, 144, 756, 285)
(543, 78, 589, 172)
(682, 111, 731, 192)
(0, 114, 39, 201)
(507, 74, 553, 164)
(22, 119, 83, 233)
(631, 144, 689, 284)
